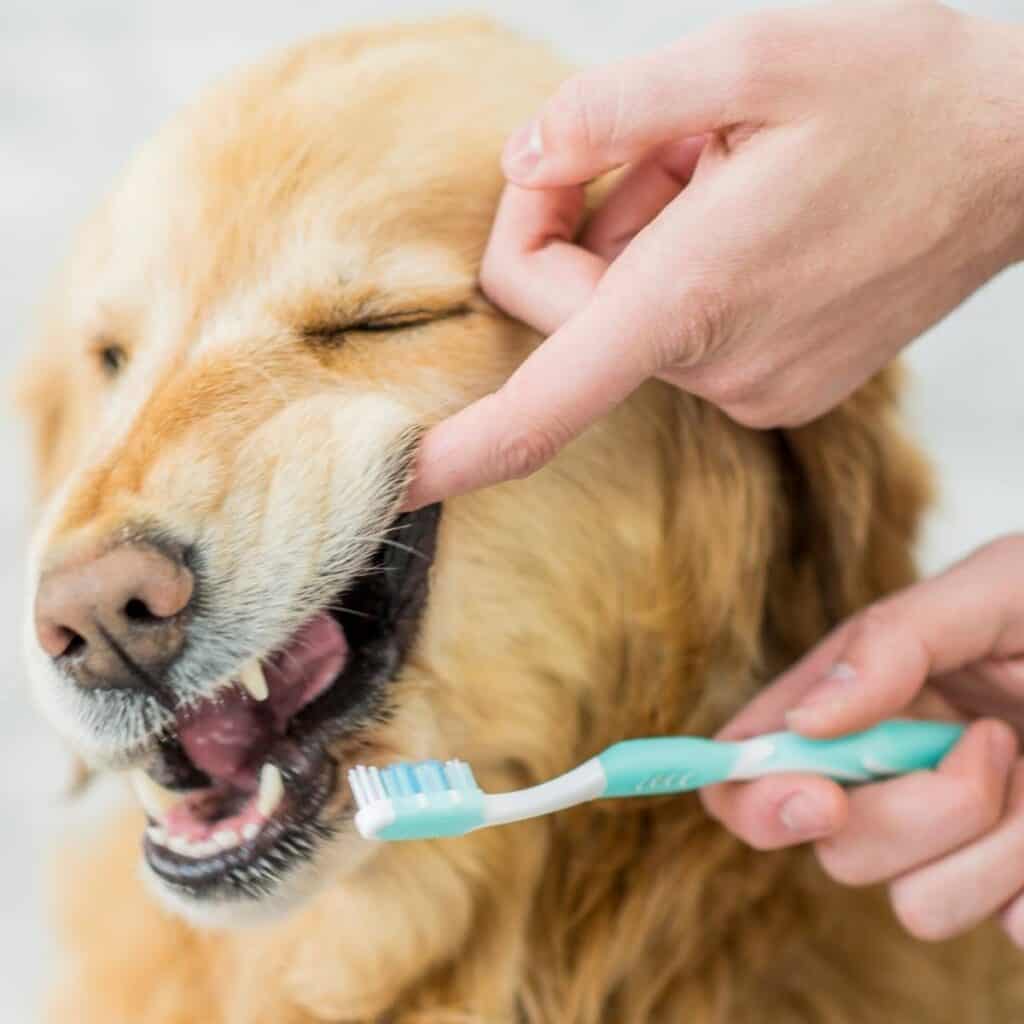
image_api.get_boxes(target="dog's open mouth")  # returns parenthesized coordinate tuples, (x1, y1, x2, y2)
(135, 505, 440, 902)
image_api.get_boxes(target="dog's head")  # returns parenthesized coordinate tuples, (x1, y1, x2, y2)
(19, 18, 929, 936)
(20, 19, 574, 923)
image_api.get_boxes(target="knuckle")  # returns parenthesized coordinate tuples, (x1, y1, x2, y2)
(950, 773, 1003, 834)
(890, 883, 952, 943)
(1004, 907, 1024, 950)
(738, 815, 786, 852)
(478, 250, 504, 303)
(699, 364, 759, 409)
(720, 398, 780, 431)
(671, 284, 734, 371)
(718, 13, 796, 103)
(850, 603, 904, 647)
(547, 72, 616, 155)
(937, 770, 1007, 839)
(698, 788, 726, 824)
(814, 842, 871, 888)
(493, 426, 563, 482)
(700, 790, 779, 851)
(478, 251, 520, 317)
(744, 833, 782, 853)
(701, 361, 792, 429)
(700, 804, 722, 828)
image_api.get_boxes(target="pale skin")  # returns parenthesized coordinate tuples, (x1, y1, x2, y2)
(405, 1, 1024, 943)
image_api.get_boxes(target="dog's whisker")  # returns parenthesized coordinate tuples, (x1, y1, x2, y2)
(348, 535, 428, 560)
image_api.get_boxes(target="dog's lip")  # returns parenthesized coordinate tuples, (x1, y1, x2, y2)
(142, 741, 339, 896)
(135, 503, 442, 900)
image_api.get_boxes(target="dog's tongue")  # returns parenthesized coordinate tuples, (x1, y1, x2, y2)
(176, 613, 348, 786)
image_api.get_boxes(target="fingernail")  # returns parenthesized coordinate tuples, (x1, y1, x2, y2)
(779, 792, 831, 838)
(785, 662, 857, 727)
(503, 119, 543, 179)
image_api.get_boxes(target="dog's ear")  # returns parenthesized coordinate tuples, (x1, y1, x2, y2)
(17, 332, 99, 795)
(14, 341, 74, 505)
(767, 364, 932, 650)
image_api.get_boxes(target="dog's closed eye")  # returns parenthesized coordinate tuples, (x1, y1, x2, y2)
(301, 306, 469, 345)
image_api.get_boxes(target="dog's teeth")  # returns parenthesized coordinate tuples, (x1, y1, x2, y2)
(242, 823, 260, 842)
(258, 763, 284, 817)
(168, 836, 192, 857)
(213, 829, 239, 850)
(130, 770, 174, 823)
(147, 825, 167, 846)
(240, 659, 269, 702)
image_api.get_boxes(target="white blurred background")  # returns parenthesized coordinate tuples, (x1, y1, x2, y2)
(2, 0, 1021, 1017)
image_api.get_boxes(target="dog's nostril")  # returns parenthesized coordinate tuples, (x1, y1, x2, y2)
(44, 623, 86, 660)
(62, 630, 87, 658)
(123, 597, 161, 624)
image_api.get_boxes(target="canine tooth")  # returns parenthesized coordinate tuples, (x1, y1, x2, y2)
(240, 659, 269, 702)
(147, 825, 167, 846)
(241, 823, 260, 842)
(258, 763, 284, 817)
(130, 770, 174, 823)
(214, 829, 239, 850)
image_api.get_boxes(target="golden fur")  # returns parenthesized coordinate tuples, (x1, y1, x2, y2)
(18, 16, 1024, 1023)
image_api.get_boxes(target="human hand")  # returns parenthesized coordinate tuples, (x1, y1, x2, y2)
(406, 1, 1024, 509)
(700, 535, 1024, 945)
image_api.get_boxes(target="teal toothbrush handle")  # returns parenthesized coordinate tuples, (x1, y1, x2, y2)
(598, 720, 964, 798)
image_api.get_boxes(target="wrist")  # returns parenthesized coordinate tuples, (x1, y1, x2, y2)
(1006, 31, 1024, 264)
(1012, 91, 1024, 267)
(972, 16, 1024, 266)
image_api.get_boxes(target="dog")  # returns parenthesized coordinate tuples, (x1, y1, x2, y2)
(18, 16, 1024, 1023)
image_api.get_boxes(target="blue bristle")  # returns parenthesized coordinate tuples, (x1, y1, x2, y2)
(415, 761, 447, 793)
(382, 764, 414, 798)
(379, 767, 399, 799)
(398, 763, 420, 796)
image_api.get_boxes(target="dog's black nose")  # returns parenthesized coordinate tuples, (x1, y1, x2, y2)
(34, 543, 193, 690)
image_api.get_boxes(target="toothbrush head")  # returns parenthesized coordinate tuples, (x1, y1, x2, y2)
(347, 759, 487, 841)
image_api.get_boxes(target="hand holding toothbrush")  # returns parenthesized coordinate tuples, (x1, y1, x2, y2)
(701, 537, 1024, 947)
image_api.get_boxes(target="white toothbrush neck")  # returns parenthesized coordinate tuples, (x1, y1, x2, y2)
(481, 758, 607, 828)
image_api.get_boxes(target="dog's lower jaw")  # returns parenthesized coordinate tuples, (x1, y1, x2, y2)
(140, 818, 371, 930)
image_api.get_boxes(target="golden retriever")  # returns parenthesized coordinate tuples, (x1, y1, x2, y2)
(18, 16, 1024, 1024)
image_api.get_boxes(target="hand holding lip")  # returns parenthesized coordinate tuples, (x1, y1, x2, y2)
(405, 2, 1024, 511)
(701, 536, 1024, 947)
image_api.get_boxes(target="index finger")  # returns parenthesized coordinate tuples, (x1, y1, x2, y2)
(503, 16, 781, 187)
(479, 181, 607, 336)
(403, 275, 657, 509)
(786, 537, 1024, 737)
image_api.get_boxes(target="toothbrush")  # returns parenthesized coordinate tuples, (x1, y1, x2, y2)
(348, 719, 963, 841)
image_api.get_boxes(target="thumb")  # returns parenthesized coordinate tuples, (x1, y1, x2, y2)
(503, 18, 772, 187)
(786, 539, 1024, 738)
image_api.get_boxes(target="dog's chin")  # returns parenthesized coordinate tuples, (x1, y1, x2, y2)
(41, 504, 441, 920)
(141, 817, 378, 928)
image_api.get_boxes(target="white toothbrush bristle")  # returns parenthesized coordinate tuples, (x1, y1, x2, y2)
(348, 764, 392, 809)
(347, 768, 366, 808)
